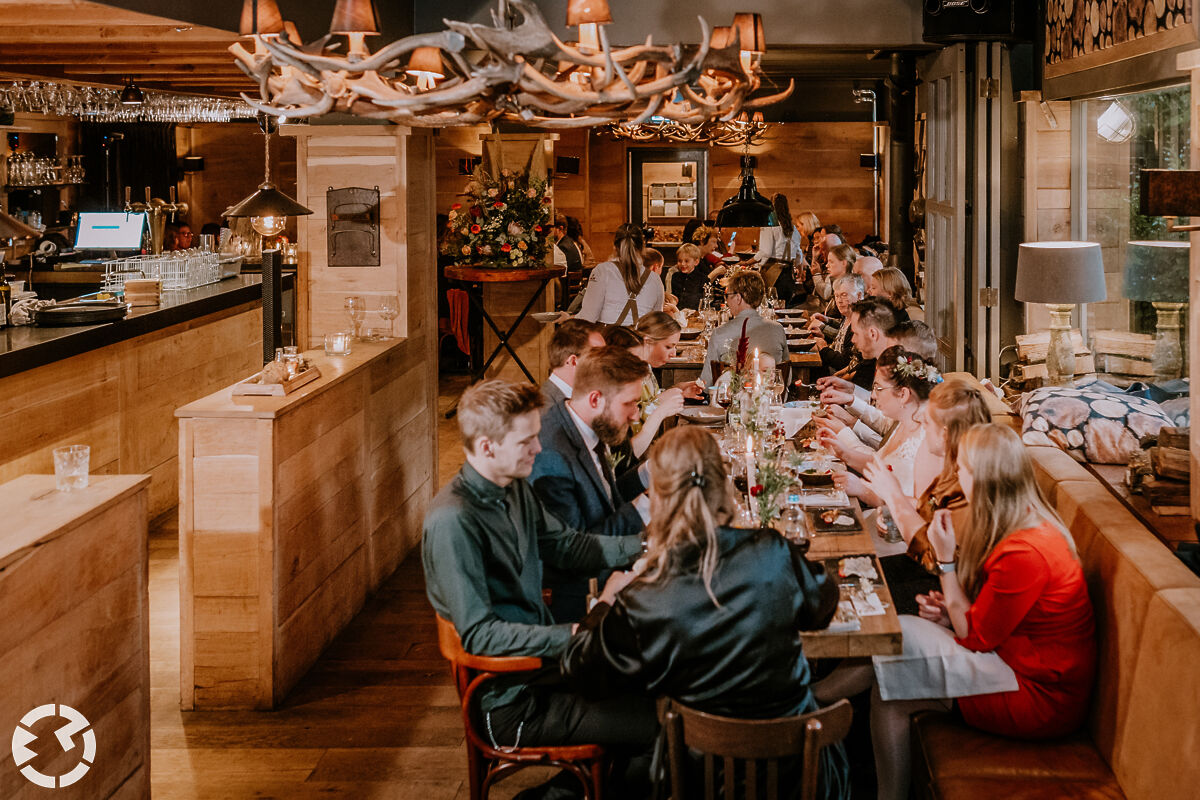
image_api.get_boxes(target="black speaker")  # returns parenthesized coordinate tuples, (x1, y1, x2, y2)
(923, 0, 1034, 43)
(555, 156, 580, 175)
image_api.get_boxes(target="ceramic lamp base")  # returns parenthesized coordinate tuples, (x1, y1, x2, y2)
(1151, 301, 1186, 382)
(1044, 303, 1076, 386)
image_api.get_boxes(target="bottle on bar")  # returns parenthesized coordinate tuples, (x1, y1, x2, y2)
(0, 274, 10, 329)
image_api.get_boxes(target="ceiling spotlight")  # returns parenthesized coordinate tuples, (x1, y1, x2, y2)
(120, 78, 144, 106)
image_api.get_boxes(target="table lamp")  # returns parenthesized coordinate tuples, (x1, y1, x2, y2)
(1123, 240, 1189, 381)
(1015, 241, 1107, 385)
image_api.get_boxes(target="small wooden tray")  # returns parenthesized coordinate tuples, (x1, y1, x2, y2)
(232, 365, 322, 396)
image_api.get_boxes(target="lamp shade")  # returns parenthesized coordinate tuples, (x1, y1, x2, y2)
(1015, 241, 1107, 304)
(239, 0, 285, 37)
(731, 12, 766, 53)
(330, 0, 380, 35)
(223, 182, 313, 219)
(0, 210, 40, 239)
(566, 0, 612, 27)
(716, 157, 772, 228)
(1123, 240, 1189, 303)
(119, 80, 144, 106)
(710, 26, 732, 48)
(406, 47, 445, 78)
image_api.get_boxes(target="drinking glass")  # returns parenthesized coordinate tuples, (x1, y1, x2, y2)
(765, 287, 779, 309)
(344, 296, 366, 340)
(378, 295, 400, 339)
(324, 331, 353, 356)
(53, 445, 90, 492)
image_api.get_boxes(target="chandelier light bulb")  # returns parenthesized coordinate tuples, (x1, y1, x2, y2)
(252, 215, 286, 237)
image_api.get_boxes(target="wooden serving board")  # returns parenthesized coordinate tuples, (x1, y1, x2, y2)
(232, 365, 322, 396)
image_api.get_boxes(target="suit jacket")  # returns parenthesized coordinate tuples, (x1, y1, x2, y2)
(532, 399, 646, 621)
(540, 378, 566, 407)
(699, 309, 788, 384)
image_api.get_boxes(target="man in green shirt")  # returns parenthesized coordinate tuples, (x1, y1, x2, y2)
(423, 379, 656, 798)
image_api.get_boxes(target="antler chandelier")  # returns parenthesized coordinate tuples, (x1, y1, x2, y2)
(605, 112, 768, 146)
(230, 0, 793, 128)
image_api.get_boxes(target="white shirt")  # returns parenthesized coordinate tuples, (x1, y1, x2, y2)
(576, 260, 665, 326)
(566, 401, 610, 501)
(548, 372, 573, 400)
(753, 226, 804, 264)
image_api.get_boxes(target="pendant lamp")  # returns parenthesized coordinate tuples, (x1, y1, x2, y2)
(716, 155, 772, 228)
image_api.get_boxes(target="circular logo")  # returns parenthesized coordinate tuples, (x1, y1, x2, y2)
(11, 704, 96, 789)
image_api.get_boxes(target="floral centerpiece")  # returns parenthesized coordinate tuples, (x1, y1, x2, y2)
(441, 167, 553, 269)
(750, 454, 792, 525)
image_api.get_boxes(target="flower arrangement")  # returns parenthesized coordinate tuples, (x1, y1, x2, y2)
(892, 354, 943, 384)
(752, 454, 792, 524)
(441, 167, 553, 269)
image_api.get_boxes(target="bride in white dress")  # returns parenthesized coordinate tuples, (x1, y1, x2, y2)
(818, 346, 942, 508)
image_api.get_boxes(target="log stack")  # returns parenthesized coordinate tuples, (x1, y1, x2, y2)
(1130, 426, 1191, 515)
(1092, 330, 1157, 384)
(1010, 330, 1095, 385)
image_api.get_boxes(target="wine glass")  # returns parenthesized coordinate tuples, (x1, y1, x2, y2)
(345, 296, 366, 340)
(378, 295, 399, 339)
(713, 379, 733, 410)
(765, 287, 779, 309)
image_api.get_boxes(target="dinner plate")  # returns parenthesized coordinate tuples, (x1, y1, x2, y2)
(531, 312, 561, 323)
(677, 405, 726, 424)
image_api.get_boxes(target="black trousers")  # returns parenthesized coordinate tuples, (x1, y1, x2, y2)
(487, 679, 658, 796)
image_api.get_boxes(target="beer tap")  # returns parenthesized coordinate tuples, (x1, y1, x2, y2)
(124, 185, 189, 254)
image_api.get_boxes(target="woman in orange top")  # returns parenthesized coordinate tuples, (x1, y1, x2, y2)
(815, 424, 1096, 800)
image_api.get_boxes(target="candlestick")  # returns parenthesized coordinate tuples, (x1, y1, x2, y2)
(745, 434, 756, 501)
(753, 347, 762, 388)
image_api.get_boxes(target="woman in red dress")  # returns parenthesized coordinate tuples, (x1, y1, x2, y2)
(814, 423, 1096, 800)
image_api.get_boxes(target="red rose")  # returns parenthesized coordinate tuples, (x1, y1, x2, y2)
(750, 485, 764, 497)
(470, 224, 481, 234)
(533, 225, 543, 232)
(493, 201, 505, 209)
(501, 243, 512, 252)
(451, 202, 462, 210)
(470, 206, 483, 217)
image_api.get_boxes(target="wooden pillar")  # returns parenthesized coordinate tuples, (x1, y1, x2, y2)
(282, 124, 436, 350)
(1178, 49, 1200, 526)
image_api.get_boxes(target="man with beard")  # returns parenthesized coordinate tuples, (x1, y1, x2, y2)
(531, 346, 652, 623)
(423, 379, 654, 799)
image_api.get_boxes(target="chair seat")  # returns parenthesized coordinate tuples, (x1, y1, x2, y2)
(486, 743, 605, 763)
(912, 712, 1116, 783)
(928, 777, 1126, 800)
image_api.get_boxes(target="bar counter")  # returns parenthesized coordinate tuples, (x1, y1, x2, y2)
(175, 337, 437, 709)
(0, 276, 275, 516)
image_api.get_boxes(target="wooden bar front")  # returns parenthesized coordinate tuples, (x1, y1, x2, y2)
(0, 474, 151, 799)
(175, 339, 437, 709)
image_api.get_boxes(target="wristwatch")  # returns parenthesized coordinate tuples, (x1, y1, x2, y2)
(937, 560, 956, 575)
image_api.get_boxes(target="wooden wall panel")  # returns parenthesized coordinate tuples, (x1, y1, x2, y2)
(0, 303, 263, 520)
(0, 474, 150, 800)
(1023, 100, 1072, 334)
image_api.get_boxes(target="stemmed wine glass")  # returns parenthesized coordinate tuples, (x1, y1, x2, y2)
(345, 296, 366, 340)
(378, 295, 399, 339)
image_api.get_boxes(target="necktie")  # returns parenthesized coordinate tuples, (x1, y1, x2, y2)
(593, 440, 616, 500)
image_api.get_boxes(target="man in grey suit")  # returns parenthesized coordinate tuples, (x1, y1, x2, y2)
(699, 271, 788, 385)
(540, 319, 606, 406)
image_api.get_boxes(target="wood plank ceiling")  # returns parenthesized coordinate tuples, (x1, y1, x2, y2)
(0, 0, 250, 99)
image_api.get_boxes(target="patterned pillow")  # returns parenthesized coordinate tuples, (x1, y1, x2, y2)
(1020, 386, 1174, 464)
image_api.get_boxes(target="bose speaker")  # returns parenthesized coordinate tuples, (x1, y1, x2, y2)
(923, 0, 1033, 43)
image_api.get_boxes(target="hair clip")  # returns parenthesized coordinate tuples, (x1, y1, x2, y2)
(688, 470, 707, 488)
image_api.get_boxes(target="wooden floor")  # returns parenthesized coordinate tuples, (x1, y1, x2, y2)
(149, 374, 554, 798)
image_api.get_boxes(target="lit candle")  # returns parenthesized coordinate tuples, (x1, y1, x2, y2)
(745, 434, 756, 499)
(753, 347, 762, 388)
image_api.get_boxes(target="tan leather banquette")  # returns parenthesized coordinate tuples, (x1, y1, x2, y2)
(910, 376, 1200, 799)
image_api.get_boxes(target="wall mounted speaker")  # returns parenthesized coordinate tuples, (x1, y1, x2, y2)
(923, 0, 1034, 43)
(555, 156, 580, 175)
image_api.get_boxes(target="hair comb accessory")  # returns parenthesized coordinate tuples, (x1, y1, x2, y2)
(688, 470, 707, 488)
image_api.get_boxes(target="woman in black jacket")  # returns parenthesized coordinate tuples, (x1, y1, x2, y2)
(562, 426, 849, 800)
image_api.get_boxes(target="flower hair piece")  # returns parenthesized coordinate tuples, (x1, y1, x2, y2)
(893, 354, 943, 384)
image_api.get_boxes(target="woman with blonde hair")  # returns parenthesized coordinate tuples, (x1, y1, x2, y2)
(869, 266, 923, 323)
(814, 424, 1096, 800)
(577, 223, 665, 325)
(563, 426, 849, 799)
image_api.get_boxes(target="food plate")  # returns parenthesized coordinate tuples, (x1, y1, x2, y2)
(678, 326, 703, 340)
(532, 311, 561, 323)
(797, 467, 836, 487)
(677, 405, 726, 424)
(808, 506, 862, 533)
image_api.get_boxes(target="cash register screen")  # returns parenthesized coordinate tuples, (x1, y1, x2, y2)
(74, 212, 146, 250)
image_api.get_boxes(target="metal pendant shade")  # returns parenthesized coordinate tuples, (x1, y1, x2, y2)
(330, 0, 380, 35)
(716, 156, 772, 228)
(0, 209, 40, 239)
(223, 182, 312, 219)
(239, 0, 285, 37)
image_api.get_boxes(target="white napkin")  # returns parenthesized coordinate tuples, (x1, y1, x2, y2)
(778, 406, 813, 438)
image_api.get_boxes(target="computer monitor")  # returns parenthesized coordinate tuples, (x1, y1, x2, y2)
(75, 212, 146, 251)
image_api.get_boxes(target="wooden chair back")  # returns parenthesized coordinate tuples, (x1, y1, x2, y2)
(664, 698, 852, 800)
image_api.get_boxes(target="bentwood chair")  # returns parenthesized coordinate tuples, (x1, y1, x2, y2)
(434, 615, 606, 800)
(663, 698, 852, 800)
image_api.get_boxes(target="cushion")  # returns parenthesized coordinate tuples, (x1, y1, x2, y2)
(925, 777, 1126, 800)
(1027, 445, 1093, 503)
(1020, 387, 1173, 464)
(1158, 396, 1190, 427)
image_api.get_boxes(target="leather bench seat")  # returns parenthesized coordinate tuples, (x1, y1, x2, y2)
(921, 775, 1126, 800)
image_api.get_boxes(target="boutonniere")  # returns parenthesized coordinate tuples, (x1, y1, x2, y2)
(605, 450, 626, 475)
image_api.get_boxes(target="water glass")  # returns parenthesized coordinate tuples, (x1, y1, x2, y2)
(379, 294, 400, 339)
(53, 445, 90, 492)
(345, 296, 366, 340)
(879, 506, 903, 544)
(324, 331, 353, 356)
